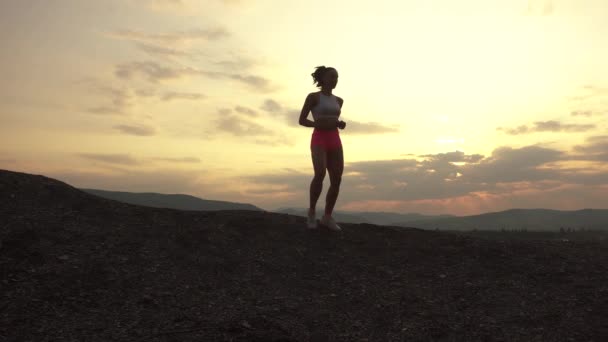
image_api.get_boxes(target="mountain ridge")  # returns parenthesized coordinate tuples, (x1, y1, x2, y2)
(79, 187, 262, 212)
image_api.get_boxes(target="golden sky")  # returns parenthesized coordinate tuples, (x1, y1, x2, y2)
(1, 0, 607, 215)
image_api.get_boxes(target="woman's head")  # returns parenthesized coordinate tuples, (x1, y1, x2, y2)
(311, 66, 338, 89)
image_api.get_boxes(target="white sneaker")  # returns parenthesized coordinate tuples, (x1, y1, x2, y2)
(320, 215, 342, 231)
(306, 210, 318, 229)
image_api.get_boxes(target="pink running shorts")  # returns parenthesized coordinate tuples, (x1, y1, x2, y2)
(311, 127, 342, 151)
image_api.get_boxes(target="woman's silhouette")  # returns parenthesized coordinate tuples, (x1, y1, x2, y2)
(298, 66, 346, 231)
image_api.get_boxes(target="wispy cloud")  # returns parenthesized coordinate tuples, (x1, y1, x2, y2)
(497, 120, 596, 135)
(77, 153, 140, 165)
(418, 151, 484, 163)
(260, 99, 283, 113)
(214, 113, 275, 137)
(204, 107, 295, 146)
(570, 110, 605, 117)
(568, 84, 608, 102)
(260, 98, 400, 133)
(570, 135, 608, 162)
(161, 91, 206, 101)
(135, 42, 191, 58)
(113, 124, 157, 136)
(114, 61, 201, 82)
(234, 105, 259, 117)
(75, 78, 134, 116)
(344, 121, 400, 135)
(153, 156, 201, 163)
(105, 27, 230, 46)
(114, 60, 276, 92)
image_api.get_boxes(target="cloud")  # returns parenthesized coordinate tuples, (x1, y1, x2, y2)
(497, 120, 596, 135)
(77, 153, 140, 165)
(105, 27, 264, 72)
(87, 106, 126, 115)
(161, 91, 206, 101)
(135, 42, 191, 58)
(534, 120, 595, 132)
(571, 110, 599, 117)
(459, 145, 564, 184)
(260, 98, 400, 133)
(115, 61, 197, 82)
(570, 135, 608, 162)
(114, 61, 276, 92)
(234, 105, 259, 117)
(227, 73, 274, 91)
(113, 124, 157, 136)
(259, 100, 302, 128)
(203, 107, 295, 146)
(103, 27, 234, 62)
(214, 113, 275, 137)
(568, 84, 608, 102)
(152, 156, 201, 163)
(61, 140, 608, 214)
(344, 121, 400, 135)
(76, 79, 133, 116)
(243, 143, 603, 210)
(418, 151, 484, 163)
(105, 27, 230, 46)
(260, 99, 283, 113)
(211, 55, 258, 70)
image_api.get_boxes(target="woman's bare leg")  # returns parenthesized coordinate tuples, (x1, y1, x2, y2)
(309, 144, 327, 216)
(324, 146, 344, 217)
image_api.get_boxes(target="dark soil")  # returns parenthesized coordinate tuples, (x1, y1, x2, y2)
(1, 169, 607, 341)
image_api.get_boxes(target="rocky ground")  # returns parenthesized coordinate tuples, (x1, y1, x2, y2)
(1, 169, 607, 341)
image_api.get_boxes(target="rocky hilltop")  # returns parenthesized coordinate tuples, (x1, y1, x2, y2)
(1, 169, 607, 341)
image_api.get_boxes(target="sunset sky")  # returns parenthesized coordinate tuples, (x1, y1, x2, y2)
(1, 0, 607, 215)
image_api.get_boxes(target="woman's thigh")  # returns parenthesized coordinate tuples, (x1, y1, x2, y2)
(310, 144, 327, 178)
(326, 146, 344, 184)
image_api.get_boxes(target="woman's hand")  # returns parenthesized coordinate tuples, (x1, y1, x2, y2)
(337, 120, 346, 130)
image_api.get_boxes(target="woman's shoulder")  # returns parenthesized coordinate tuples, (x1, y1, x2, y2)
(308, 91, 321, 104)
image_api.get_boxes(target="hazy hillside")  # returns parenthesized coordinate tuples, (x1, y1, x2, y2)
(79, 188, 262, 212)
(396, 208, 608, 232)
(1, 169, 607, 341)
(274, 207, 452, 226)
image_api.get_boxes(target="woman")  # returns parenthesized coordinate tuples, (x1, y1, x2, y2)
(298, 66, 346, 231)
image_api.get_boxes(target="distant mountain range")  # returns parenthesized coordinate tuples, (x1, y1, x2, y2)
(35, 181, 604, 232)
(79, 188, 262, 212)
(273, 207, 608, 232)
(394, 208, 608, 231)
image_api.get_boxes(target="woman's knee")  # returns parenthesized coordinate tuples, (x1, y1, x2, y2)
(312, 171, 326, 182)
(329, 175, 341, 187)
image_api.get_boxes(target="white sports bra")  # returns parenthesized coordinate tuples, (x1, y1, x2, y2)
(311, 92, 341, 121)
